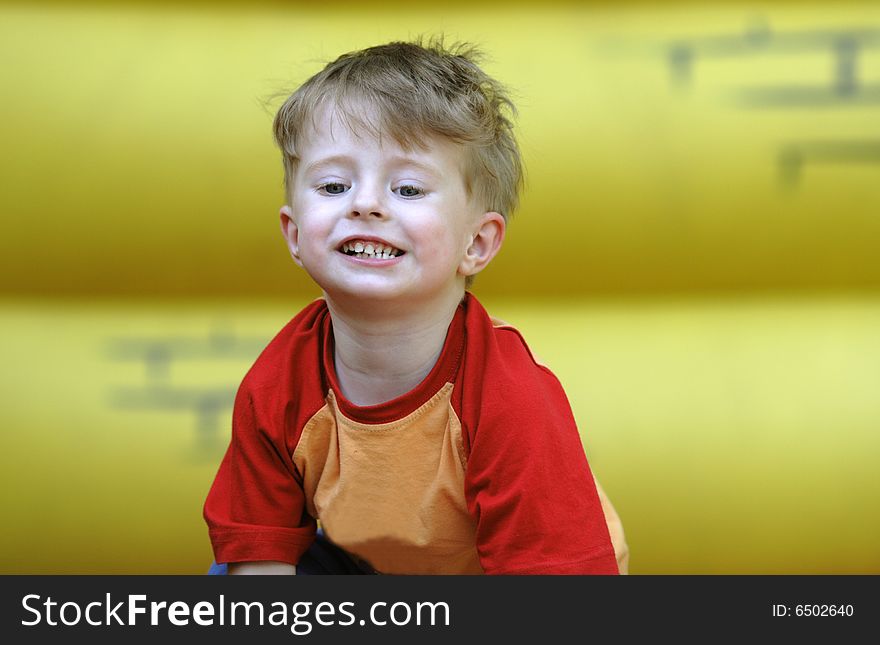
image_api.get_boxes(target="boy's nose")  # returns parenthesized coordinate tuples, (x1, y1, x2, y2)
(349, 184, 386, 219)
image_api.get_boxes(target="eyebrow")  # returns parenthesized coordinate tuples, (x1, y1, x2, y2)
(302, 154, 440, 178)
(302, 155, 354, 176)
(384, 155, 440, 177)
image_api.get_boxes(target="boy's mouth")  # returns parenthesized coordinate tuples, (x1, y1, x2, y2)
(339, 239, 404, 259)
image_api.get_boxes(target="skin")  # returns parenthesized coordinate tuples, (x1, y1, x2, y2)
(229, 103, 505, 575)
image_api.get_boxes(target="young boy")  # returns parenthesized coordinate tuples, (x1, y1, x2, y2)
(204, 39, 627, 575)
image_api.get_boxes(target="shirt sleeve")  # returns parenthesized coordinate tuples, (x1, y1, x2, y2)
(463, 365, 619, 575)
(203, 383, 317, 565)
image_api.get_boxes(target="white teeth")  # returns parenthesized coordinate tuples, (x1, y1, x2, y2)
(342, 239, 402, 258)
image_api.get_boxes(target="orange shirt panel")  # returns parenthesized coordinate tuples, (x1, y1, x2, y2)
(292, 385, 483, 575)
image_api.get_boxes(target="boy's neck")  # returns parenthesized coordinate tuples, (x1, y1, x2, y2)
(324, 290, 465, 407)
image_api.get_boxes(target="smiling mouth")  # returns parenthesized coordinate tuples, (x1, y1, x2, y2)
(339, 240, 404, 259)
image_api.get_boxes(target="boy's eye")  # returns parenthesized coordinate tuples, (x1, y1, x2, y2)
(320, 183, 347, 195)
(395, 185, 423, 198)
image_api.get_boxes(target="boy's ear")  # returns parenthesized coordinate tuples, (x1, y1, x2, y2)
(279, 205, 303, 267)
(460, 211, 506, 277)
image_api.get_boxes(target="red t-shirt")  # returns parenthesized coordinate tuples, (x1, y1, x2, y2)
(204, 293, 619, 574)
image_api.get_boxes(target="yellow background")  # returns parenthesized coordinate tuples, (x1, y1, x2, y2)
(1, 0, 878, 573)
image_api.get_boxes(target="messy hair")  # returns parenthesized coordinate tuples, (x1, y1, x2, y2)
(272, 37, 523, 220)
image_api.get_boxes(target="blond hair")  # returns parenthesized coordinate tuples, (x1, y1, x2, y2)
(272, 38, 523, 220)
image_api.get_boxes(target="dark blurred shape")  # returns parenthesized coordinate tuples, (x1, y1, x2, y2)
(668, 42, 694, 88)
(667, 20, 880, 90)
(106, 329, 267, 382)
(109, 384, 237, 456)
(105, 325, 269, 457)
(835, 35, 859, 96)
(778, 140, 880, 186)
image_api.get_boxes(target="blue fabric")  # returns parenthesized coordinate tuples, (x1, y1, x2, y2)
(208, 530, 375, 575)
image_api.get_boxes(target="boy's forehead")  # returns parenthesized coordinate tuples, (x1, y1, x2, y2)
(303, 103, 390, 147)
(303, 102, 404, 149)
(299, 101, 468, 170)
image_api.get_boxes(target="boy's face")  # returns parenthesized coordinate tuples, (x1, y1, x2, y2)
(280, 104, 504, 309)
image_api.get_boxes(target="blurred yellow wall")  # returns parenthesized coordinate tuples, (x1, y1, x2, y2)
(1, 1, 878, 297)
(1, 1, 878, 574)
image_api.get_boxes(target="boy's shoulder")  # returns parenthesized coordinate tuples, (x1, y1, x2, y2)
(464, 293, 555, 371)
(239, 298, 329, 395)
(460, 294, 571, 412)
(229, 299, 333, 447)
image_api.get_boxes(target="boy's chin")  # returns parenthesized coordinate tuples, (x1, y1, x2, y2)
(321, 281, 414, 305)
(321, 280, 464, 310)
